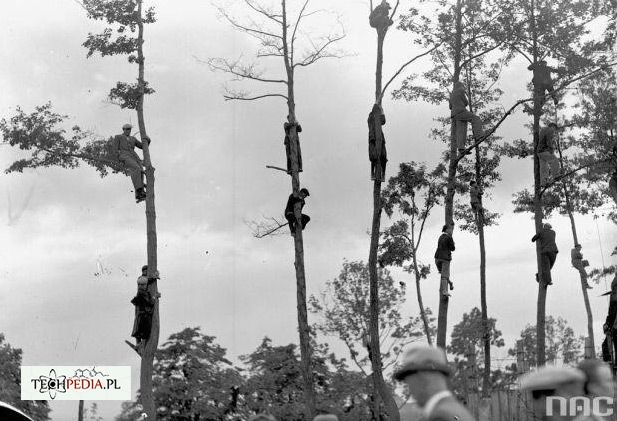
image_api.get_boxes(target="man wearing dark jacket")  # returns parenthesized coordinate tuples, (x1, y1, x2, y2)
(368, 104, 387, 181)
(528, 60, 559, 110)
(434, 224, 455, 297)
(532, 223, 558, 285)
(284, 115, 302, 174)
(130, 265, 160, 354)
(538, 123, 560, 186)
(284, 188, 310, 235)
(394, 344, 476, 421)
(602, 274, 617, 366)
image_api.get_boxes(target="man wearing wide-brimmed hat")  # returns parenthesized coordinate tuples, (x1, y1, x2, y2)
(519, 365, 586, 421)
(394, 344, 475, 421)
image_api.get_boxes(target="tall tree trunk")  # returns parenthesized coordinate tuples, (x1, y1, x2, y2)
(437, 0, 464, 348)
(281, 2, 316, 418)
(413, 253, 433, 345)
(136, 1, 159, 418)
(366, 20, 400, 420)
(556, 138, 595, 353)
(474, 148, 491, 396)
(529, 0, 547, 367)
(78, 400, 84, 421)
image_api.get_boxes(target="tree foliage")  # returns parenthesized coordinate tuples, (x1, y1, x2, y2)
(0, 334, 51, 421)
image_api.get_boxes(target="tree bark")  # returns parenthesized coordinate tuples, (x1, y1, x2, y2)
(135, 1, 159, 418)
(78, 400, 84, 421)
(437, 0, 463, 349)
(281, 2, 316, 419)
(474, 147, 491, 396)
(366, 19, 400, 420)
(529, 0, 547, 367)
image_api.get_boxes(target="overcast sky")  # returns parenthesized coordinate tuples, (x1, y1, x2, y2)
(0, 1, 616, 420)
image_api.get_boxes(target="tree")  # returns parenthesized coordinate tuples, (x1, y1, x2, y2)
(395, 0, 513, 350)
(0, 334, 51, 421)
(507, 0, 614, 366)
(380, 161, 446, 344)
(310, 260, 429, 374)
(1, 0, 161, 417)
(241, 337, 373, 421)
(508, 316, 584, 367)
(116, 327, 243, 421)
(209, 2, 344, 418)
(447, 308, 504, 397)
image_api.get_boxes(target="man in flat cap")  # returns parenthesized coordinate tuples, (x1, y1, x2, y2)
(519, 366, 586, 421)
(129, 265, 160, 354)
(394, 344, 475, 421)
(284, 188, 311, 235)
(111, 123, 151, 203)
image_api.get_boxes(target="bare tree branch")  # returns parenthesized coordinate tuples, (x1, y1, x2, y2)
(244, 0, 283, 24)
(381, 43, 443, 100)
(246, 216, 289, 238)
(290, 0, 311, 64)
(207, 57, 288, 84)
(216, 6, 283, 41)
(223, 91, 288, 101)
(294, 31, 347, 68)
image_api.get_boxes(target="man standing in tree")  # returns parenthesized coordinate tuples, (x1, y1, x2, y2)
(130, 265, 160, 354)
(538, 122, 560, 187)
(111, 123, 150, 203)
(368, 103, 387, 181)
(528, 60, 559, 110)
(369, 0, 393, 30)
(469, 180, 482, 221)
(284, 115, 302, 174)
(449, 81, 484, 157)
(284, 188, 310, 235)
(434, 224, 455, 297)
(532, 223, 558, 285)
(570, 244, 592, 289)
(393, 344, 475, 421)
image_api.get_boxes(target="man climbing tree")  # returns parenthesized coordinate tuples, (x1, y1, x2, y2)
(570, 244, 591, 289)
(449, 81, 484, 157)
(531, 223, 558, 285)
(129, 265, 160, 355)
(537, 122, 560, 187)
(469, 180, 482, 221)
(368, 103, 387, 181)
(112, 123, 150, 203)
(369, 0, 393, 30)
(284, 188, 310, 235)
(434, 224, 455, 297)
(527, 60, 560, 110)
(284, 116, 303, 174)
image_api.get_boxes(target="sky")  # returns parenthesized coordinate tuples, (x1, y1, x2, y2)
(0, 0, 616, 420)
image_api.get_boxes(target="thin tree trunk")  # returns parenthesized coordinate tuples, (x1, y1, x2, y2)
(413, 253, 432, 345)
(474, 148, 491, 396)
(529, 0, 547, 367)
(281, 2, 316, 418)
(437, 0, 463, 349)
(366, 19, 400, 419)
(135, 1, 159, 418)
(78, 400, 84, 421)
(556, 138, 595, 353)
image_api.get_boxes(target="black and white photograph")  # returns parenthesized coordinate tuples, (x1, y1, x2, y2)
(1, 0, 616, 420)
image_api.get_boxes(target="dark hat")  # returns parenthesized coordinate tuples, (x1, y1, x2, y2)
(300, 188, 310, 196)
(141, 265, 148, 271)
(393, 344, 451, 381)
(519, 366, 585, 392)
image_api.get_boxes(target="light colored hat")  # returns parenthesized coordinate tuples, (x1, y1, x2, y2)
(313, 416, 338, 421)
(122, 123, 133, 130)
(519, 366, 585, 391)
(393, 344, 451, 380)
